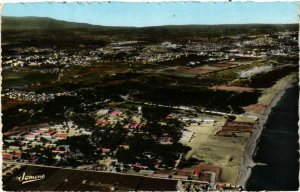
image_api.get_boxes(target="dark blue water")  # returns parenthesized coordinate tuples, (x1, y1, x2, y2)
(246, 81, 299, 191)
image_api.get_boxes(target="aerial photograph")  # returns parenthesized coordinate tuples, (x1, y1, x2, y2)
(1, 2, 299, 191)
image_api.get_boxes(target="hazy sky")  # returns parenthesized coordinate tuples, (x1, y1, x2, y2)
(3, 2, 298, 27)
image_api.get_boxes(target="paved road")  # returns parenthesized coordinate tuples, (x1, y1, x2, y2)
(3, 160, 178, 181)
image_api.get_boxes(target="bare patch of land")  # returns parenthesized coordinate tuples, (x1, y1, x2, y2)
(210, 85, 255, 93)
(181, 116, 251, 184)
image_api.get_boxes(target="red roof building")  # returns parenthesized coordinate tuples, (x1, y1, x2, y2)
(3, 153, 13, 160)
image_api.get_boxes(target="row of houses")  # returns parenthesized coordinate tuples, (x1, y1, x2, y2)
(3, 90, 77, 103)
(3, 121, 92, 161)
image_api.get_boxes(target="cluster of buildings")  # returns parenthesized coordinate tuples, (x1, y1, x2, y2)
(95, 108, 144, 131)
(174, 162, 223, 191)
(3, 121, 92, 162)
(2, 30, 297, 75)
(3, 103, 248, 190)
(2, 47, 101, 68)
(2, 90, 77, 103)
(101, 31, 296, 65)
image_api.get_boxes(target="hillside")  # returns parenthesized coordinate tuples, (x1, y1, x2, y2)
(2, 16, 298, 49)
(2, 16, 98, 31)
(3, 16, 298, 33)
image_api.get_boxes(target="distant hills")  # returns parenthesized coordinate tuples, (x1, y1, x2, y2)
(2, 16, 102, 31)
(3, 16, 298, 32)
(2, 16, 298, 48)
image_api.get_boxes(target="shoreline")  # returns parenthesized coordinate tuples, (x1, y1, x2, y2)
(238, 75, 298, 189)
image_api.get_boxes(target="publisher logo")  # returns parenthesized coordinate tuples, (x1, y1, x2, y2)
(17, 172, 46, 184)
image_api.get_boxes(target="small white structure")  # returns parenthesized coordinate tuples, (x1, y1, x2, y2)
(180, 130, 193, 143)
(8, 146, 20, 151)
(39, 128, 50, 132)
(138, 106, 142, 115)
(9, 135, 21, 140)
(203, 119, 215, 125)
(192, 118, 202, 123)
(97, 109, 109, 116)
(23, 134, 36, 141)
(180, 117, 191, 122)
(40, 135, 53, 140)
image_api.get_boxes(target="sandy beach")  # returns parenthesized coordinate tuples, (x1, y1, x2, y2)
(238, 73, 298, 188)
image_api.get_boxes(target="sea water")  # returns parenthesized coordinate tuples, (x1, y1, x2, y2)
(246, 81, 299, 190)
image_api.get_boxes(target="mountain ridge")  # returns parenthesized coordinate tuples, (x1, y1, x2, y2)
(3, 16, 298, 31)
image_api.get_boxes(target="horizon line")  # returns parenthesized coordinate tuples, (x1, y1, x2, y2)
(4, 16, 299, 28)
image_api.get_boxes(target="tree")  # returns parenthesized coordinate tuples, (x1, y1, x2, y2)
(56, 135, 97, 160)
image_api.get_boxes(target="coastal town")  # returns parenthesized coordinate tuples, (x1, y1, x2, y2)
(2, 31, 297, 69)
(3, 105, 257, 190)
(2, 14, 299, 191)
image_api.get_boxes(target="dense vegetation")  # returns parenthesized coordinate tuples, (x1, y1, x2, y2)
(249, 66, 298, 88)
